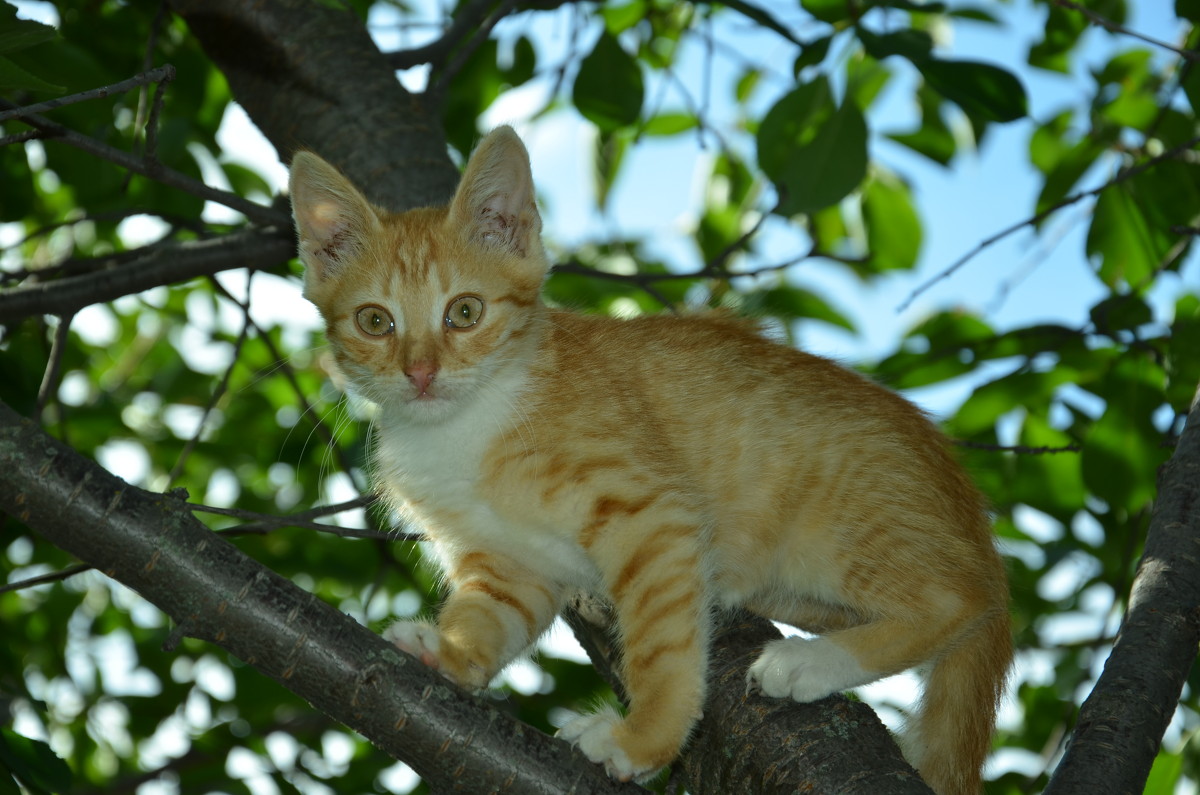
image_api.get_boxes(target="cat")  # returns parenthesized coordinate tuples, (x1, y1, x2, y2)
(288, 125, 1012, 795)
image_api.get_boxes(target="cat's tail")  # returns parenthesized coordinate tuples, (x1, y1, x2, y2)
(905, 607, 1012, 795)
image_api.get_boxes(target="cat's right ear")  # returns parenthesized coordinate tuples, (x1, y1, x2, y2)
(288, 151, 380, 294)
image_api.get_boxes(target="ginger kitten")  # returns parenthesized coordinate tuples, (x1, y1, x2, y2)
(288, 126, 1012, 795)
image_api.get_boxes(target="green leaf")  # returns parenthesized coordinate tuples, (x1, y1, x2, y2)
(857, 27, 933, 62)
(504, 35, 537, 87)
(874, 311, 995, 388)
(887, 84, 956, 165)
(0, 53, 61, 92)
(757, 78, 869, 215)
(1086, 182, 1163, 290)
(862, 172, 922, 272)
(602, 0, 646, 34)
(749, 286, 854, 331)
(735, 67, 760, 102)
(793, 36, 832, 74)
(1167, 295, 1200, 411)
(919, 58, 1028, 122)
(593, 130, 631, 209)
(572, 31, 644, 132)
(1080, 356, 1169, 511)
(0, 728, 73, 795)
(1028, 2, 1087, 73)
(802, 0, 852, 23)
(1088, 294, 1152, 335)
(1145, 748, 1184, 794)
(0, 10, 57, 55)
(641, 112, 696, 136)
(0, 144, 34, 222)
(726, 0, 804, 46)
(1012, 413, 1086, 516)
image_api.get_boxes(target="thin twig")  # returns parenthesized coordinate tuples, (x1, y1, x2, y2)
(429, 0, 519, 99)
(387, 0, 499, 70)
(0, 129, 45, 147)
(0, 99, 286, 227)
(898, 132, 1200, 312)
(1054, 0, 1199, 62)
(35, 312, 74, 426)
(0, 66, 176, 124)
(205, 278, 365, 491)
(953, 440, 1082, 455)
(143, 65, 172, 164)
(0, 563, 93, 595)
(190, 494, 418, 541)
(165, 280, 254, 486)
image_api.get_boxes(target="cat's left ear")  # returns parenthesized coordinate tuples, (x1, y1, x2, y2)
(289, 151, 381, 295)
(449, 126, 543, 259)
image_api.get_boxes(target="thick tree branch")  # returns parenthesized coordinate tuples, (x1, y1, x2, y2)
(169, 0, 460, 211)
(1044, 382, 1200, 794)
(0, 398, 643, 795)
(0, 225, 293, 326)
(565, 608, 934, 794)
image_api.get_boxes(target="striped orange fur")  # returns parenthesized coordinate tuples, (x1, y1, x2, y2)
(289, 127, 1012, 793)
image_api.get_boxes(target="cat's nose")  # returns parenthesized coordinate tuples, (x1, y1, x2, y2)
(405, 361, 438, 394)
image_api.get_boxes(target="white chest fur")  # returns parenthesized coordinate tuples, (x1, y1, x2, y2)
(370, 381, 598, 589)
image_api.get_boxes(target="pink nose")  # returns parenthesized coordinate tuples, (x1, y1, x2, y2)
(405, 361, 437, 394)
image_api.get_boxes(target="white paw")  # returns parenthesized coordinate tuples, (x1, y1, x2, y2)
(747, 637, 869, 702)
(557, 705, 638, 782)
(384, 621, 442, 669)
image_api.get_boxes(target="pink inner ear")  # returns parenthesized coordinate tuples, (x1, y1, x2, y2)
(477, 195, 528, 256)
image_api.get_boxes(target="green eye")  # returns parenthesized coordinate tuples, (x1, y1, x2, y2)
(445, 295, 485, 329)
(355, 305, 394, 336)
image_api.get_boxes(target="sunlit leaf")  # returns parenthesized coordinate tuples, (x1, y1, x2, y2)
(862, 172, 922, 272)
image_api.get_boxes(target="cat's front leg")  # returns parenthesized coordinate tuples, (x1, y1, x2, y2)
(559, 505, 710, 781)
(385, 549, 564, 690)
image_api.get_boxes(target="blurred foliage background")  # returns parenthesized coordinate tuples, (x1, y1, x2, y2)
(1, 0, 1198, 793)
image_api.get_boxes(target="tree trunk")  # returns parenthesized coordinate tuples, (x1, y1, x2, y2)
(1044, 385, 1200, 794)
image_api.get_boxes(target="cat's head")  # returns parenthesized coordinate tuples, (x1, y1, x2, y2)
(289, 126, 549, 422)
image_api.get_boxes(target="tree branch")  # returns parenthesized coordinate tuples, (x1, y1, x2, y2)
(0, 65, 177, 123)
(1053, 0, 1200, 62)
(0, 225, 294, 326)
(0, 100, 285, 227)
(0, 397, 645, 795)
(898, 132, 1200, 312)
(387, 0, 501, 70)
(170, 0, 460, 211)
(564, 608, 934, 794)
(1044, 381, 1200, 794)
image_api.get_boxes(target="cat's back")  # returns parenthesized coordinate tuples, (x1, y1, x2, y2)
(537, 307, 895, 423)
(526, 308, 983, 534)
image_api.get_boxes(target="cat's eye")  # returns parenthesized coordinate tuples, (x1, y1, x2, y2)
(445, 295, 485, 330)
(355, 305, 394, 337)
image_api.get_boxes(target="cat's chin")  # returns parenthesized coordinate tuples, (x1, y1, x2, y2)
(388, 393, 462, 424)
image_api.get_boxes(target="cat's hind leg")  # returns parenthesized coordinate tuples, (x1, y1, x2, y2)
(746, 592, 966, 702)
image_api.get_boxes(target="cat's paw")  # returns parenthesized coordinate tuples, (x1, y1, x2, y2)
(747, 637, 869, 702)
(384, 620, 493, 690)
(384, 621, 443, 670)
(557, 706, 646, 782)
